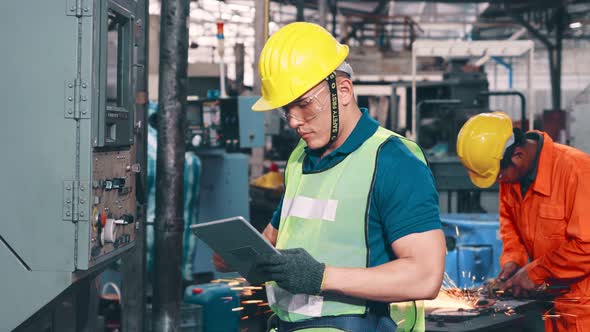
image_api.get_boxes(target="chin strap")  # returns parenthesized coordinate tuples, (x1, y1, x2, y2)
(326, 72, 339, 146)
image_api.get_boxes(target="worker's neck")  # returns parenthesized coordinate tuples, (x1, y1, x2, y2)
(321, 106, 362, 159)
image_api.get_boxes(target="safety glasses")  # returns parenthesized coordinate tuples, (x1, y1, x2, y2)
(280, 84, 327, 122)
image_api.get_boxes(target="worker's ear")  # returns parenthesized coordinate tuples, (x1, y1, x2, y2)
(511, 147, 526, 165)
(336, 76, 354, 107)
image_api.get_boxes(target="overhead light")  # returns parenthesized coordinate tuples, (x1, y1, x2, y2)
(570, 22, 582, 29)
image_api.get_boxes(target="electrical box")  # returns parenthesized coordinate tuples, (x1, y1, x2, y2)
(185, 96, 265, 152)
(0, 1, 145, 330)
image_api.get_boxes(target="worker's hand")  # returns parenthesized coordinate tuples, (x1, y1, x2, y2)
(498, 262, 520, 282)
(212, 252, 233, 272)
(255, 248, 325, 295)
(503, 266, 541, 298)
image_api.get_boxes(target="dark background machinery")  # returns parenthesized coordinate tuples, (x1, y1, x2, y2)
(388, 59, 531, 213)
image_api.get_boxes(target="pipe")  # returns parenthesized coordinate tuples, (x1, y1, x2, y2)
(319, 0, 328, 28)
(296, 0, 305, 22)
(331, 0, 338, 35)
(234, 43, 245, 93)
(153, 0, 189, 331)
(479, 91, 526, 130)
(491, 56, 513, 89)
(253, 0, 269, 95)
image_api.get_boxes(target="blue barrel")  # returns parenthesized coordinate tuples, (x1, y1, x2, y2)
(441, 213, 502, 289)
(184, 283, 241, 332)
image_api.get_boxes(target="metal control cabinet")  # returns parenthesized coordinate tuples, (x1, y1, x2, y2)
(0, 1, 145, 330)
(185, 96, 265, 152)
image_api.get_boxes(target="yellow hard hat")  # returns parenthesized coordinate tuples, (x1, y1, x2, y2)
(252, 22, 349, 111)
(456, 112, 514, 188)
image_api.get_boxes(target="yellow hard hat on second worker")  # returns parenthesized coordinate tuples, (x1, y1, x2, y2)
(456, 112, 514, 188)
(252, 22, 349, 111)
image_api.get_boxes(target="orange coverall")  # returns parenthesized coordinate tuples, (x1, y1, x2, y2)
(499, 132, 590, 331)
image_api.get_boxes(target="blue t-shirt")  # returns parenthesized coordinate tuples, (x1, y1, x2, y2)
(271, 109, 441, 267)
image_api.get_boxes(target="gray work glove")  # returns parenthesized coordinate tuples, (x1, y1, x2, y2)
(256, 248, 326, 295)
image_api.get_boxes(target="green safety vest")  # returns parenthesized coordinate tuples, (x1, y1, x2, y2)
(266, 127, 426, 331)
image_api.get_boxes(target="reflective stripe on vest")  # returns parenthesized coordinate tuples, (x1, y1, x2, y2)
(267, 127, 426, 329)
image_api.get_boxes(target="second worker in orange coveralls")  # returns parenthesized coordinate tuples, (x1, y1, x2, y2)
(456, 112, 590, 332)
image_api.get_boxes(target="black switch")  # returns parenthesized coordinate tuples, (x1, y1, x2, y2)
(103, 178, 126, 191)
(112, 177, 126, 190)
(121, 214, 134, 224)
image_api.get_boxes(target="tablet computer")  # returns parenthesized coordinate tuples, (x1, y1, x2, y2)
(190, 216, 280, 283)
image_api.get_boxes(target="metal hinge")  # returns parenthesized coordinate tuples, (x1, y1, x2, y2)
(65, 79, 90, 119)
(66, 0, 92, 17)
(63, 181, 75, 221)
(63, 181, 89, 222)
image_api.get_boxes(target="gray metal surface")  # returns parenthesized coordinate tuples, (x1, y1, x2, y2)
(426, 299, 545, 332)
(192, 151, 250, 277)
(0, 1, 144, 330)
(238, 96, 266, 149)
(0, 0, 78, 274)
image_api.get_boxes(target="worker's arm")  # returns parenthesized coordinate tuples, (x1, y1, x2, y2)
(322, 229, 445, 302)
(262, 223, 278, 246)
(498, 184, 529, 269)
(320, 139, 444, 302)
(527, 170, 590, 283)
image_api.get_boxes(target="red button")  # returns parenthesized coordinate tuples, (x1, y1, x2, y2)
(101, 212, 107, 227)
(192, 288, 203, 295)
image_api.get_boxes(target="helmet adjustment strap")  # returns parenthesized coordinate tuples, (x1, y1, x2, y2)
(326, 72, 339, 145)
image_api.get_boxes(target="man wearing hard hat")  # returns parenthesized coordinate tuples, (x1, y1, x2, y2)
(456, 112, 590, 332)
(224, 22, 445, 331)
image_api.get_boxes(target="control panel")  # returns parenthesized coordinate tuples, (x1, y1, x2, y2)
(185, 96, 265, 152)
(90, 150, 138, 264)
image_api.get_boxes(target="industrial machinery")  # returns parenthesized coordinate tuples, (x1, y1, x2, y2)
(425, 297, 541, 332)
(388, 59, 498, 213)
(413, 62, 490, 156)
(406, 41, 535, 213)
(441, 214, 503, 289)
(185, 96, 265, 153)
(185, 96, 265, 281)
(0, 1, 146, 330)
